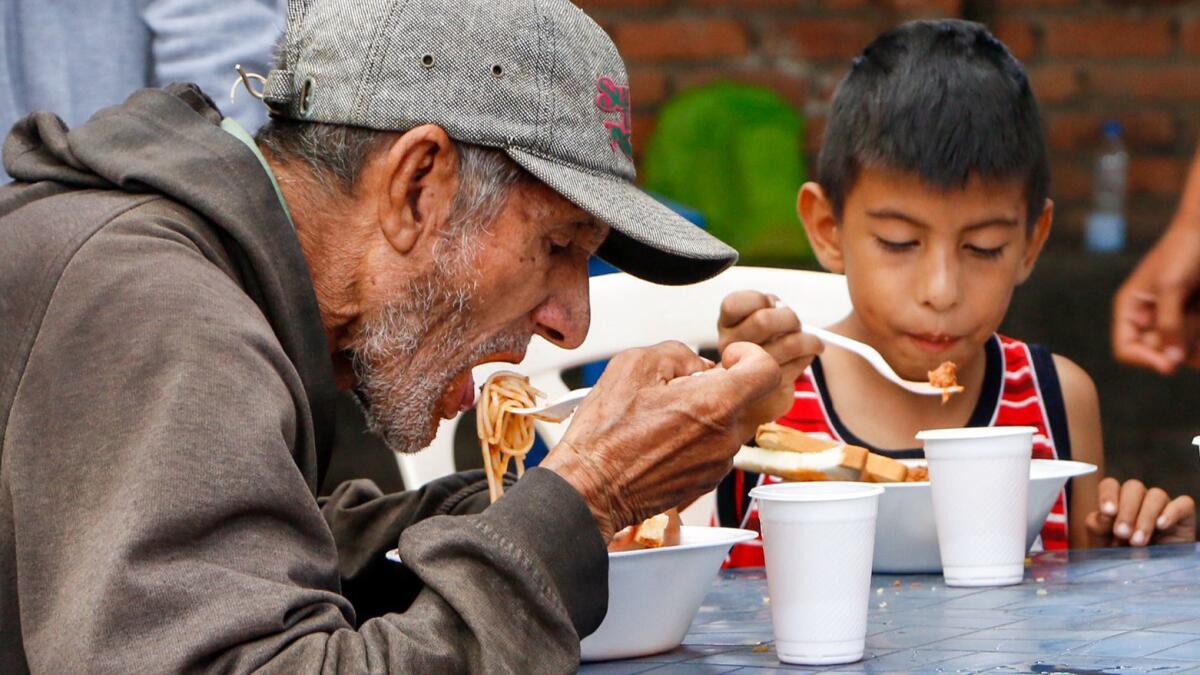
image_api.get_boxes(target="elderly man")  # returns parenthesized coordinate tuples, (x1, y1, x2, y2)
(0, 0, 820, 672)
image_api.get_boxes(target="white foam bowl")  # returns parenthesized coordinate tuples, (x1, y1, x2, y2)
(580, 526, 757, 662)
(873, 458, 1096, 573)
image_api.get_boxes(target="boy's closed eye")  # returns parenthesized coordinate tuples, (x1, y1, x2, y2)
(963, 241, 1007, 259)
(873, 236, 1009, 259)
(874, 236, 918, 253)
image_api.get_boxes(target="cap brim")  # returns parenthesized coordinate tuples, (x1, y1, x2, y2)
(506, 148, 738, 285)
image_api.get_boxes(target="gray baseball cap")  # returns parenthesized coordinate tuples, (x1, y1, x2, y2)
(262, 0, 737, 285)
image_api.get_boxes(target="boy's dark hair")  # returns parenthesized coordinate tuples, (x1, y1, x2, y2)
(819, 19, 1049, 226)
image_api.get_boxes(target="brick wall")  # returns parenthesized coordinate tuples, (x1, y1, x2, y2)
(575, 0, 1200, 250)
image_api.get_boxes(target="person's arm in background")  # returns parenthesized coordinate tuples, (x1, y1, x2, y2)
(1113, 144, 1200, 374)
(143, 0, 284, 131)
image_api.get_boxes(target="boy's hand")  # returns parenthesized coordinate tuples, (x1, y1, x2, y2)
(1084, 477, 1196, 547)
(717, 290, 824, 435)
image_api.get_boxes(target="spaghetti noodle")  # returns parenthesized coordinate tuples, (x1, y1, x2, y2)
(476, 371, 545, 503)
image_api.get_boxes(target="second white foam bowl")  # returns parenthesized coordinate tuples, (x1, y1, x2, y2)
(873, 458, 1096, 573)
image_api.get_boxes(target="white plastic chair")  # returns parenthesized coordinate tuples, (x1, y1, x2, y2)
(397, 266, 852, 522)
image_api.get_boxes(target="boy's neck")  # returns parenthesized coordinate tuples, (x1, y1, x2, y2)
(820, 314, 991, 451)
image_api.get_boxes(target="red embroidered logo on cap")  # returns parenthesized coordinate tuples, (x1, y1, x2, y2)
(595, 76, 633, 160)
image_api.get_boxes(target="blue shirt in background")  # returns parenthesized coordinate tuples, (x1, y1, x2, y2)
(1, 0, 284, 139)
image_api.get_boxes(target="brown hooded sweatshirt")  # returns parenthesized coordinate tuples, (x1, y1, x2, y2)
(0, 84, 607, 673)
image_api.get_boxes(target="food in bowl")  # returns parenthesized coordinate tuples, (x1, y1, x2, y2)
(733, 425, 1095, 573)
(609, 509, 682, 552)
(580, 526, 757, 662)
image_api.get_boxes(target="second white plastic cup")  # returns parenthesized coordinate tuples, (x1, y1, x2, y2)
(917, 426, 1035, 587)
(749, 482, 883, 665)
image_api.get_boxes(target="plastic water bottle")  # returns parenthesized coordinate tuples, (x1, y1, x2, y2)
(1084, 120, 1128, 252)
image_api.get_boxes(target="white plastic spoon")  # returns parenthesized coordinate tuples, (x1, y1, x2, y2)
(805, 326, 961, 398)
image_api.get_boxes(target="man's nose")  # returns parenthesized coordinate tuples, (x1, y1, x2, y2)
(531, 261, 591, 349)
(918, 248, 960, 312)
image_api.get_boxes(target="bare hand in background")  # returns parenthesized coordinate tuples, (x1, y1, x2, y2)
(1113, 217, 1200, 375)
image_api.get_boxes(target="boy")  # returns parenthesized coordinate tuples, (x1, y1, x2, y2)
(717, 20, 1194, 566)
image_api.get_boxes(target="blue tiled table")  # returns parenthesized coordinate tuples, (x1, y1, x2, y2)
(580, 544, 1200, 674)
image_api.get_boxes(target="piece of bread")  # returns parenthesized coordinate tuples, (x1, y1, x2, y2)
(634, 513, 671, 547)
(860, 452, 909, 483)
(744, 422, 914, 483)
(608, 509, 682, 552)
(905, 465, 929, 482)
(737, 423, 868, 481)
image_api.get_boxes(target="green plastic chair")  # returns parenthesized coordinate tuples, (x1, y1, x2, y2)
(642, 82, 811, 263)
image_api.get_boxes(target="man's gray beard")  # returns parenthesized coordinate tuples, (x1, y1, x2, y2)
(348, 268, 530, 455)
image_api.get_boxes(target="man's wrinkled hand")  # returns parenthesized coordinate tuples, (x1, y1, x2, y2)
(540, 340, 780, 540)
(717, 290, 823, 433)
(1085, 477, 1196, 548)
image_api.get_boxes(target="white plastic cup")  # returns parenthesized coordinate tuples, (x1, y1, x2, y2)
(917, 426, 1035, 587)
(748, 482, 883, 665)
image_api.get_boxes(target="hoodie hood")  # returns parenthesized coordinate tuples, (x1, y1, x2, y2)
(3, 84, 338, 484)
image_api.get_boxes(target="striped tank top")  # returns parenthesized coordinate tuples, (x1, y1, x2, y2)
(718, 334, 1073, 568)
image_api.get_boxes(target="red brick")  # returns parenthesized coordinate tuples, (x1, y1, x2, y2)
(1090, 66, 1200, 102)
(1183, 19, 1200, 55)
(1049, 159, 1091, 201)
(1044, 112, 1176, 152)
(1128, 157, 1188, 197)
(806, 115, 827, 156)
(687, 0, 820, 6)
(1121, 113, 1176, 149)
(1042, 17, 1172, 58)
(1051, 204, 1089, 243)
(1044, 113, 1101, 151)
(575, 0, 669, 8)
(992, 19, 1037, 61)
(673, 68, 808, 109)
(818, 66, 852, 100)
(1000, 0, 1078, 5)
(782, 18, 881, 60)
(1028, 64, 1081, 104)
(1127, 201, 1182, 247)
(629, 68, 667, 107)
(631, 112, 657, 164)
(882, 0, 962, 15)
(613, 18, 750, 61)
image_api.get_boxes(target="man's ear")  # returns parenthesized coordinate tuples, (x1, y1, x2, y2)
(798, 182, 845, 273)
(366, 124, 459, 255)
(1017, 198, 1053, 285)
